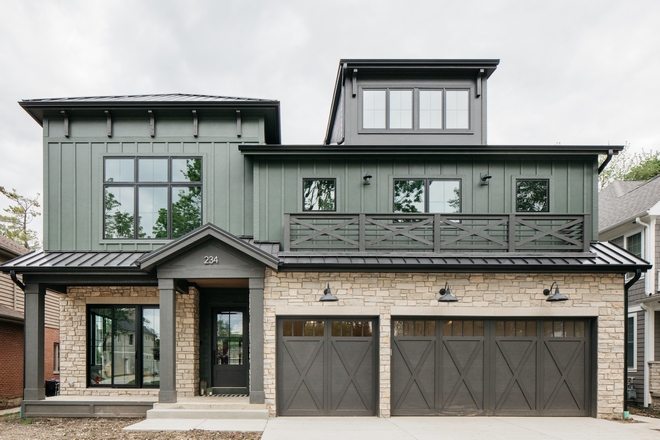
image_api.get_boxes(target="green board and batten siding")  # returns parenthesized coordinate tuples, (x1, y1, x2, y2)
(43, 116, 263, 251)
(254, 157, 598, 245)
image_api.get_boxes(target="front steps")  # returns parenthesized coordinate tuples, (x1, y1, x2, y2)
(145, 396, 269, 420)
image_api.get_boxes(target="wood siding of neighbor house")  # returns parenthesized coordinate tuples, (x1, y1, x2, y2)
(42, 115, 264, 251)
(254, 157, 598, 245)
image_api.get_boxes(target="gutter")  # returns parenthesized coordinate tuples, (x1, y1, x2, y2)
(10, 270, 25, 291)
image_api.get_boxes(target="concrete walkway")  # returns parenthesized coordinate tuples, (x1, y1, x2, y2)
(125, 414, 660, 439)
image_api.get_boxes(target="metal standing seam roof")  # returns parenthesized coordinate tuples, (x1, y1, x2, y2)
(1, 241, 648, 274)
(19, 93, 278, 104)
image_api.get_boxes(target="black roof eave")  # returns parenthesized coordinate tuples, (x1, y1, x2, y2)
(278, 262, 651, 273)
(241, 144, 623, 156)
(19, 100, 282, 144)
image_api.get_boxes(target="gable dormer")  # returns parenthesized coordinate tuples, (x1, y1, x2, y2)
(324, 59, 498, 146)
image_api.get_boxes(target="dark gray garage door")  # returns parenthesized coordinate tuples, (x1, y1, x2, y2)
(277, 318, 377, 416)
(391, 318, 591, 416)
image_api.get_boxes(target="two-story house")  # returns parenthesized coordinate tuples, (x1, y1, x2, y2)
(0, 235, 60, 408)
(599, 175, 660, 409)
(2, 59, 649, 419)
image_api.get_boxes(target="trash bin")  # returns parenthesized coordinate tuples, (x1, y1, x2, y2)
(45, 379, 59, 397)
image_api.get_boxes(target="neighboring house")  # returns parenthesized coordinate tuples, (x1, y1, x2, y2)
(0, 235, 59, 409)
(2, 60, 650, 419)
(599, 175, 660, 408)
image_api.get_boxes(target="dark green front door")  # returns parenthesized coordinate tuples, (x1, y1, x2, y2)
(212, 308, 249, 393)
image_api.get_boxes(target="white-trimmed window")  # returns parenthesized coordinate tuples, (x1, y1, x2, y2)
(626, 232, 643, 258)
(53, 342, 60, 374)
(627, 314, 637, 371)
(362, 88, 470, 130)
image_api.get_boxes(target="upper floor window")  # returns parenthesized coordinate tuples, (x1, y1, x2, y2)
(393, 179, 461, 213)
(362, 89, 469, 130)
(303, 179, 336, 211)
(626, 232, 642, 258)
(516, 179, 549, 212)
(104, 157, 202, 239)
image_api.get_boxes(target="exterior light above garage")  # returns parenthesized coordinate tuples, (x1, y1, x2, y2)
(438, 282, 458, 302)
(543, 282, 568, 302)
(319, 283, 339, 302)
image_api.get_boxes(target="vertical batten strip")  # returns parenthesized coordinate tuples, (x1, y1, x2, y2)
(148, 110, 155, 137)
(236, 110, 242, 137)
(192, 110, 198, 137)
(61, 111, 69, 137)
(105, 111, 112, 137)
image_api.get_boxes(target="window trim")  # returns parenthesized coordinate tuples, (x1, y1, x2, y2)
(53, 342, 60, 374)
(514, 178, 550, 213)
(359, 87, 472, 133)
(87, 304, 160, 389)
(302, 178, 337, 212)
(627, 313, 637, 371)
(624, 230, 645, 281)
(103, 156, 203, 240)
(392, 178, 462, 213)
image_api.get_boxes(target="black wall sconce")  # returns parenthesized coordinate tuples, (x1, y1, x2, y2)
(363, 172, 373, 185)
(543, 282, 568, 302)
(438, 282, 458, 302)
(319, 283, 338, 302)
(480, 173, 492, 185)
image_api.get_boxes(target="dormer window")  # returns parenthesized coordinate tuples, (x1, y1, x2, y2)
(362, 88, 469, 131)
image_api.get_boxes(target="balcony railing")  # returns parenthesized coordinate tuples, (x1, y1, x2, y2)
(283, 213, 591, 253)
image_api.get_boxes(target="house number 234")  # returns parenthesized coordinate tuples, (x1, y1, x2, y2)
(203, 256, 219, 265)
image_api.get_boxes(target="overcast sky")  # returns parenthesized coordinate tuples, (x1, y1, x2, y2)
(1, 0, 658, 239)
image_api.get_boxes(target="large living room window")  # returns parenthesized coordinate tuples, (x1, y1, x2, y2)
(88, 305, 160, 388)
(104, 157, 202, 239)
(362, 89, 469, 130)
(393, 179, 461, 213)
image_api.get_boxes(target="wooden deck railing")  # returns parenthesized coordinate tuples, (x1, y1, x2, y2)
(283, 213, 591, 253)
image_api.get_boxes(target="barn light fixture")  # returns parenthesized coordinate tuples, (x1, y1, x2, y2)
(438, 282, 458, 302)
(363, 172, 373, 185)
(319, 283, 338, 302)
(543, 282, 568, 302)
(480, 173, 492, 185)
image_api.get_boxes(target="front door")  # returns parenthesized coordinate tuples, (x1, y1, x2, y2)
(212, 308, 249, 393)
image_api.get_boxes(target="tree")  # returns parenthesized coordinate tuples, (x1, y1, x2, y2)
(599, 147, 660, 190)
(0, 186, 41, 250)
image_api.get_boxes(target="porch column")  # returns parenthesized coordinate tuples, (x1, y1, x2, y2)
(249, 277, 265, 404)
(23, 283, 45, 401)
(159, 278, 177, 403)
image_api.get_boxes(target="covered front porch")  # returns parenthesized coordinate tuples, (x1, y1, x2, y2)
(2, 224, 279, 417)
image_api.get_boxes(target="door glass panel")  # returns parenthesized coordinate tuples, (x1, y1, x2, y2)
(112, 308, 136, 385)
(425, 321, 436, 336)
(575, 321, 585, 337)
(362, 321, 372, 337)
(216, 312, 243, 365)
(142, 308, 160, 386)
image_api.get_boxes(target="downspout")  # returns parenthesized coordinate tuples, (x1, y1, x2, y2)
(625, 269, 642, 415)
(641, 302, 653, 407)
(635, 217, 653, 295)
(598, 149, 614, 174)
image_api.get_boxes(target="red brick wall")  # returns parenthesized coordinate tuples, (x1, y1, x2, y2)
(0, 323, 60, 408)
(0, 322, 24, 404)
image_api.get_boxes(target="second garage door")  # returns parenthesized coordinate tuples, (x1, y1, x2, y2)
(391, 318, 592, 416)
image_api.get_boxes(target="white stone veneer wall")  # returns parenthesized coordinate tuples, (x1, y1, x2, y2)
(59, 286, 199, 397)
(263, 270, 625, 419)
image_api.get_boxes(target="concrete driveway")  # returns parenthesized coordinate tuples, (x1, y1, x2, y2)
(261, 415, 660, 440)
